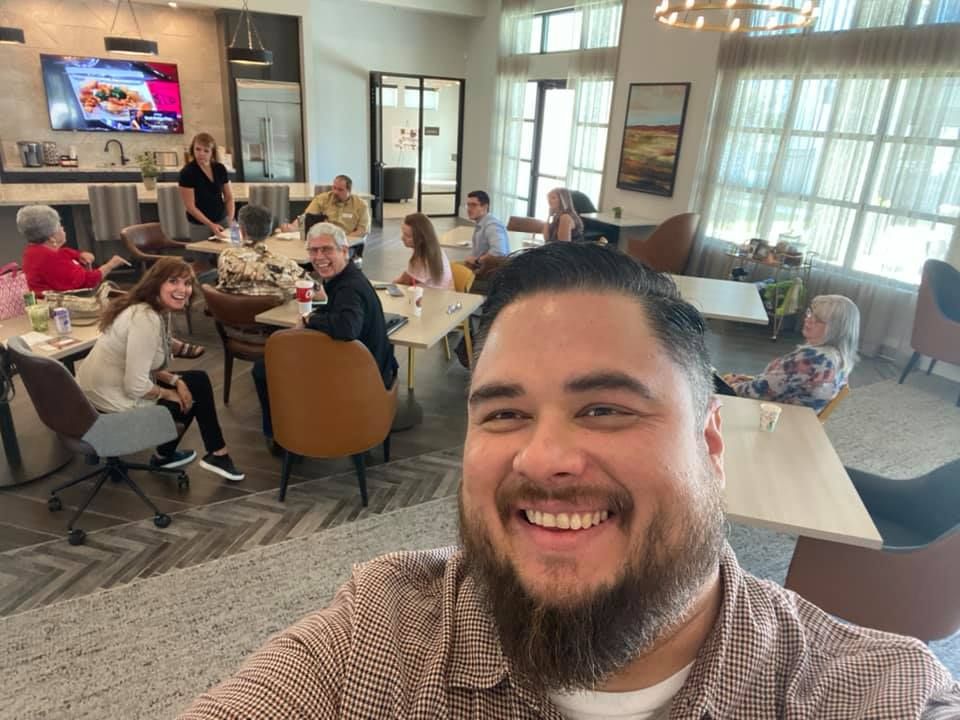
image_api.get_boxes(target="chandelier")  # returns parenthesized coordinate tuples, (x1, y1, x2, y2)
(227, 0, 273, 67)
(104, 0, 158, 56)
(654, 1, 818, 33)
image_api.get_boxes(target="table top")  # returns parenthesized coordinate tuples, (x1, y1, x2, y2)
(719, 396, 882, 549)
(439, 225, 542, 253)
(188, 231, 365, 263)
(256, 283, 484, 350)
(0, 313, 100, 360)
(582, 211, 661, 229)
(0, 183, 372, 207)
(670, 274, 769, 325)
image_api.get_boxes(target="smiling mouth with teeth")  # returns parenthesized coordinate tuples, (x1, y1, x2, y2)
(523, 509, 611, 531)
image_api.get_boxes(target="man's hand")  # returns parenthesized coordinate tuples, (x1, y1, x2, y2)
(280, 220, 299, 233)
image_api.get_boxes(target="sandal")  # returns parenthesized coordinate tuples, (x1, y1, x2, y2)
(172, 340, 205, 359)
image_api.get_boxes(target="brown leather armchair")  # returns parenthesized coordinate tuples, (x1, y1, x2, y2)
(264, 329, 398, 505)
(507, 216, 543, 234)
(200, 284, 282, 404)
(898, 259, 960, 406)
(625, 212, 699, 274)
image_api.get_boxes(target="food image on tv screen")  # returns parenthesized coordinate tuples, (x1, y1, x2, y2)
(41, 54, 184, 134)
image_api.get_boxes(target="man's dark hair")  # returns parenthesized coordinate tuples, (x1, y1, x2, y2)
(334, 174, 353, 190)
(238, 204, 273, 243)
(476, 242, 714, 420)
(467, 190, 490, 208)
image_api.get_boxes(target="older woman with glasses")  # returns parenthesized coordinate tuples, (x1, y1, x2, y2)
(720, 294, 861, 412)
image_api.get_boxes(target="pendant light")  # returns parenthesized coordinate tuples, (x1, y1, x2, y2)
(104, 0, 158, 56)
(227, 0, 273, 67)
(0, 0, 25, 44)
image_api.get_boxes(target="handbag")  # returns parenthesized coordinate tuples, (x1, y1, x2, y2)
(44, 281, 121, 326)
(0, 262, 29, 321)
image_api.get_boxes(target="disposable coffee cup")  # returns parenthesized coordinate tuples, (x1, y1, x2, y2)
(295, 279, 314, 314)
(409, 286, 423, 317)
(759, 403, 782, 432)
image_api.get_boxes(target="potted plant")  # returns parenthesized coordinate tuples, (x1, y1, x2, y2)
(136, 152, 160, 190)
(611, 206, 623, 219)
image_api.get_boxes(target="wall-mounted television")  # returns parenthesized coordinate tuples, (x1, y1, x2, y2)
(40, 54, 184, 133)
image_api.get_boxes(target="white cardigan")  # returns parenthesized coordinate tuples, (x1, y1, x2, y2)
(77, 304, 170, 413)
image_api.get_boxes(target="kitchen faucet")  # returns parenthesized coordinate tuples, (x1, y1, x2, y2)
(104, 139, 129, 166)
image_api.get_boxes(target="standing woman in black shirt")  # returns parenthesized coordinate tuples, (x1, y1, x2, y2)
(178, 133, 234, 242)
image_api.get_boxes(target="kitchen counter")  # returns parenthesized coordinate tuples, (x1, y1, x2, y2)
(0, 166, 235, 185)
(0, 182, 342, 206)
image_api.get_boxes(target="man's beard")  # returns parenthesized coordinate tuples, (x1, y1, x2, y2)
(458, 461, 725, 693)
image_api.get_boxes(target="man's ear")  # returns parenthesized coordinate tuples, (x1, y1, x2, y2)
(703, 397, 725, 488)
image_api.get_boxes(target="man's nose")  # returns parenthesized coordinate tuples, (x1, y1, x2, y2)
(512, 413, 587, 483)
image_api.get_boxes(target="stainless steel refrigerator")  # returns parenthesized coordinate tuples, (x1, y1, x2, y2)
(237, 79, 303, 182)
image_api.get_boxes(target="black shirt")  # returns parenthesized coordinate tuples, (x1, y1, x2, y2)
(178, 161, 229, 225)
(306, 262, 398, 388)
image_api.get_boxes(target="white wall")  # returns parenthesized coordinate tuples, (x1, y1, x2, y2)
(601, 0, 722, 219)
(461, 0, 500, 205)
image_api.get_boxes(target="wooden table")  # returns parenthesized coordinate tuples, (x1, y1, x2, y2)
(256, 284, 484, 391)
(189, 231, 366, 264)
(719, 396, 882, 549)
(439, 225, 542, 253)
(670, 275, 769, 325)
(0, 315, 102, 487)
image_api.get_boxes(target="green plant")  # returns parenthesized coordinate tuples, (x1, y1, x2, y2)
(136, 152, 160, 178)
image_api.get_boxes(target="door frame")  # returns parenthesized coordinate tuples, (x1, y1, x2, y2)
(369, 71, 466, 224)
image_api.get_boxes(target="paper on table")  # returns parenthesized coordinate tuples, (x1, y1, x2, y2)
(20, 331, 53, 346)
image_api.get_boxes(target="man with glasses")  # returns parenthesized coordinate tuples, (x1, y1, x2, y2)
(250, 223, 396, 454)
(464, 190, 509, 273)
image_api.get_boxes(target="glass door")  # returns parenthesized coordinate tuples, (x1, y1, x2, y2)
(529, 81, 575, 218)
(418, 78, 463, 216)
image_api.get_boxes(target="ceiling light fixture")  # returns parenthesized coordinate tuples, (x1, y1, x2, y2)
(653, 1, 818, 33)
(227, 0, 273, 67)
(0, 26, 25, 44)
(104, 0, 158, 55)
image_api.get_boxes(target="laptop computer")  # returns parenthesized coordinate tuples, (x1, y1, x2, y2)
(384, 312, 409, 337)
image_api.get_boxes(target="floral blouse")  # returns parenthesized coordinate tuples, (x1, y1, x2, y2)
(216, 243, 307, 299)
(729, 346, 847, 413)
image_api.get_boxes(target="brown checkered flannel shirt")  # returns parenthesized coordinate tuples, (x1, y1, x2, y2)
(178, 544, 957, 719)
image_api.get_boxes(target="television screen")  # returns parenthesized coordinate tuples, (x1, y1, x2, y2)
(40, 54, 184, 133)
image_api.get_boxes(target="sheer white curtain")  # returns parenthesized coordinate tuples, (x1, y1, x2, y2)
(565, 0, 622, 205)
(489, 0, 535, 219)
(692, 7, 960, 359)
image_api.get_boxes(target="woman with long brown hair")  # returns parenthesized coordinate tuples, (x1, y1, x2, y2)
(393, 212, 453, 289)
(77, 257, 244, 481)
(178, 131, 234, 242)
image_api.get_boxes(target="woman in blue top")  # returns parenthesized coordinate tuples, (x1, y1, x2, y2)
(722, 294, 860, 413)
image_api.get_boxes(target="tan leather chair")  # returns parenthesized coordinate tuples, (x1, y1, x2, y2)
(265, 329, 398, 505)
(625, 212, 699, 274)
(898, 259, 960, 406)
(507, 216, 543, 234)
(200, 284, 282, 404)
(443, 262, 475, 369)
(785, 459, 960, 642)
(817, 384, 849, 423)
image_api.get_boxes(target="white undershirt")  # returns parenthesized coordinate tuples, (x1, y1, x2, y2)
(549, 662, 694, 720)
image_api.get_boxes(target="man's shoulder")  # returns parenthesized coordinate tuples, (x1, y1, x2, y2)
(734, 570, 953, 714)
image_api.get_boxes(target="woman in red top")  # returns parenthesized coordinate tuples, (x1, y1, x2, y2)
(18, 205, 127, 298)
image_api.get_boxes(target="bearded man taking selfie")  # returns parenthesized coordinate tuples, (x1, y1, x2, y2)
(180, 243, 957, 719)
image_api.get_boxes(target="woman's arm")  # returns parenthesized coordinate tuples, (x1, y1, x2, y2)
(42, 250, 105, 291)
(222, 179, 235, 223)
(394, 271, 417, 286)
(542, 221, 550, 242)
(122, 308, 165, 400)
(556, 214, 574, 242)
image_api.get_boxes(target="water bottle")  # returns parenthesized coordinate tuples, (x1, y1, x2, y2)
(229, 220, 241, 246)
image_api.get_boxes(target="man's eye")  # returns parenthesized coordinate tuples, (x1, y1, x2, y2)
(483, 410, 523, 422)
(582, 406, 623, 417)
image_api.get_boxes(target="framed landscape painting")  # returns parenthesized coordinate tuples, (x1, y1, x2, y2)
(616, 82, 691, 197)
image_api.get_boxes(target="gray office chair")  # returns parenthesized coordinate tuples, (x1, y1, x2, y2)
(87, 184, 141, 265)
(7, 337, 188, 546)
(248, 184, 290, 232)
(157, 183, 193, 241)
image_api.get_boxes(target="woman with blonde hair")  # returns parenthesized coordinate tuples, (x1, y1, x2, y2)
(393, 212, 453, 289)
(721, 294, 860, 412)
(178, 132, 234, 242)
(78, 257, 244, 481)
(543, 187, 584, 243)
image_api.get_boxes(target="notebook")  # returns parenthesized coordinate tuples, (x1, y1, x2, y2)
(384, 312, 409, 336)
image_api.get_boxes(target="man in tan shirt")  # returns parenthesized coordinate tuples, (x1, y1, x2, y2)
(180, 244, 957, 719)
(282, 174, 368, 237)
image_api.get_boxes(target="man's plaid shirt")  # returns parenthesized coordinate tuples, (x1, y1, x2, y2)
(179, 544, 957, 719)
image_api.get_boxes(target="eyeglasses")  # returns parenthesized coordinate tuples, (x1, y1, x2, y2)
(307, 245, 341, 256)
(805, 307, 826, 323)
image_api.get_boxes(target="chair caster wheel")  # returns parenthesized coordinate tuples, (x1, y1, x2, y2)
(48, 496, 62, 512)
(177, 473, 189, 490)
(68, 529, 85, 546)
(154, 513, 171, 528)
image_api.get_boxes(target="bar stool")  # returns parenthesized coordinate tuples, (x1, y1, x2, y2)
(248, 184, 290, 232)
(87, 184, 140, 269)
(157, 184, 192, 241)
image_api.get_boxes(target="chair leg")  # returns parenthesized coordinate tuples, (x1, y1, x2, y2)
(64, 469, 111, 533)
(444, 336, 452, 362)
(899, 351, 921, 384)
(351, 453, 369, 507)
(383, 434, 391, 463)
(278, 449, 292, 502)
(926, 359, 937, 375)
(50, 463, 108, 495)
(116, 466, 165, 517)
(223, 352, 234, 404)
(462, 320, 473, 370)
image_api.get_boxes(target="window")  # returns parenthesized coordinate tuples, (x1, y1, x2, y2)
(381, 86, 398, 108)
(518, 7, 621, 54)
(403, 88, 438, 110)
